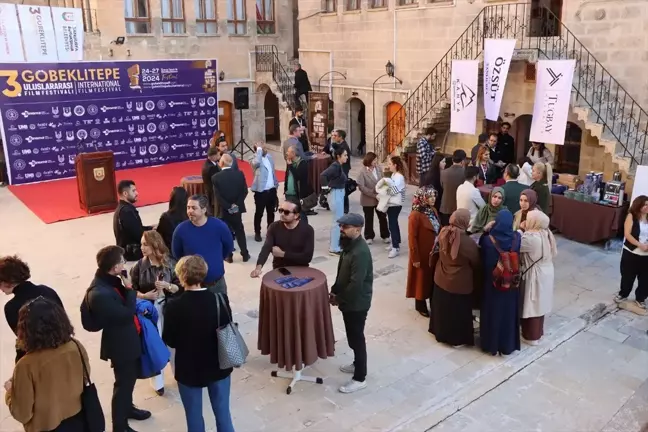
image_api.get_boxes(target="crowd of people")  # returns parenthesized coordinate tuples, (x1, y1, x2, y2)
(2, 118, 647, 432)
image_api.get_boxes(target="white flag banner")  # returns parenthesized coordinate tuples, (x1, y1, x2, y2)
(17, 5, 59, 62)
(51, 7, 84, 61)
(530, 59, 576, 145)
(0, 4, 25, 62)
(450, 60, 479, 135)
(483, 38, 516, 121)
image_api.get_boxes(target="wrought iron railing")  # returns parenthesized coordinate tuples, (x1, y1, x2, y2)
(376, 2, 647, 169)
(254, 45, 298, 113)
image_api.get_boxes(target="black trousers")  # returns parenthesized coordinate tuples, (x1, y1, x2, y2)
(362, 206, 389, 240)
(223, 212, 248, 256)
(342, 310, 368, 382)
(620, 249, 648, 302)
(0, 161, 7, 184)
(253, 188, 277, 234)
(344, 193, 350, 214)
(46, 410, 85, 432)
(112, 359, 139, 432)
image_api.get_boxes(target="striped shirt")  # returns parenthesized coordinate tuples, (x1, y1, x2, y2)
(387, 172, 406, 206)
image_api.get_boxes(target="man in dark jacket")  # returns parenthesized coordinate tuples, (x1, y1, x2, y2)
(471, 133, 488, 166)
(497, 122, 515, 165)
(500, 163, 527, 214)
(285, 145, 313, 223)
(113, 180, 152, 261)
(293, 63, 312, 107)
(288, 106, 310, 153)
(212, 154, 250, 262)
(440, 150, 467, 226)
(0, 255, 63, 362)
(87, 245, 151, 432)
(329, 129, 352, 213)
(330, 213, 373, 394)
(202, 147, 221, 215)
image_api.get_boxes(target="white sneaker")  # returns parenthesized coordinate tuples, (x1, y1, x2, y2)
(339, 379, 367, 394)
(614, 295, 627, 304)
(383, 238, 391, 244)
(339, 364, 355, 374)
(388, 247, 400, 258)
(366, 239, 373, 245)
(522, 337, 540, 346)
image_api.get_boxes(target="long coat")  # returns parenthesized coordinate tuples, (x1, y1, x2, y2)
(520, 231, 554, 318)
(406, 211, 439, 301)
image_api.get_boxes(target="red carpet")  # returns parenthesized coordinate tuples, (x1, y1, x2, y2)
(8, 159, 285, 224)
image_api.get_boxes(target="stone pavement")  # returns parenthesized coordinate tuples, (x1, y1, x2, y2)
(0, 172, 639, 432)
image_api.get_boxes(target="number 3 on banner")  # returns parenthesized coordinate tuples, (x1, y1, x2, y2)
(0, 71, 22, 98)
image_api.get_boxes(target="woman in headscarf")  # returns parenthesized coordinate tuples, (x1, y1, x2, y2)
(429, 209, 482, 347)
(520, 210, 557, 345)
(479, 210, 522, 356)
(513, 189, 539, 231)
(406, 186, 441, 317)
(471, 187, 507, 234)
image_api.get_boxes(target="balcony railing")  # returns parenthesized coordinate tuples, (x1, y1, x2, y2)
(255, 45, 298, 113)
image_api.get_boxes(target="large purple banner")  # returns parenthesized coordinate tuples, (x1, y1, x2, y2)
(0, 59, 218, 185)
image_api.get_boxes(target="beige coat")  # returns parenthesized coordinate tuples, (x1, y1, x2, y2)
(356, 166, 382, 207)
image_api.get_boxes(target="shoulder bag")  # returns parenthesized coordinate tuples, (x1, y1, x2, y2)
(215, 293, 249, 369)
(295, 164, 318, 210)
(72, 339, 105, 432)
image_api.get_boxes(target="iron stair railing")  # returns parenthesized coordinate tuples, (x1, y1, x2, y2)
(376, 2, 647, 169)
(255, 45, 298, 113)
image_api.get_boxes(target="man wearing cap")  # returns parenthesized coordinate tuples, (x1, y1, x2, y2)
(329, 213, 373, 394)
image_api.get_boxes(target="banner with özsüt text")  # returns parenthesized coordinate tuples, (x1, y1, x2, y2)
(483, 38, 516, 121)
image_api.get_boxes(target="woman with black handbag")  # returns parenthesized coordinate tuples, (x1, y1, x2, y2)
(4, 297, 104, 432)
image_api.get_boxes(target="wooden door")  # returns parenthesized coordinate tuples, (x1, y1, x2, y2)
(218, 101, 234, 147)
(386, 102, 405, 156)
(512, 114, 533, 161)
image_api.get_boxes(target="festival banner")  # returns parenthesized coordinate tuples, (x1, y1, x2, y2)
(450, 60, 478, 135)
(0, 59, 219, 185)
(51, 7, 85, 62)
(483, 38, 516, 121)
(307, 91, 329, 151)
(529, 59, 575, 145)
(0, 4, 25, 62)
(17, 5, 59, 62)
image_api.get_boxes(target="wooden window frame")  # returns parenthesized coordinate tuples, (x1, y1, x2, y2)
(321, 0, 337, 13)
(125, 0, 152, 34)
(369, 0, 386, 8)
(345, 0, 360, 11)
(228, 0, 247, 35)
(397, 0, 418, 5)
(161, 0, 186, 34)
(196, 0, 218, 34)
(256, 0, 275, 35)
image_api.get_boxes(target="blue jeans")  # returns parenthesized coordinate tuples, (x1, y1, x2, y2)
(329, 188, 345, 252)
(177, 377, 235, 432)
(386, 206, 402, 249)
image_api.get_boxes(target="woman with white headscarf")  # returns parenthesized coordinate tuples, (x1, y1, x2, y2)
(519, 210, 557, 345)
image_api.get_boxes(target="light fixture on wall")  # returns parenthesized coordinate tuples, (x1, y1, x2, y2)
(385, 61, 395, 78)
(111, 36, 126, 45)
(219, 71, 225, 81)
(351, 91, 359, 96)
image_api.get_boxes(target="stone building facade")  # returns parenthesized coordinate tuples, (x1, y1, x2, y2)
(297, 0, 648, 182)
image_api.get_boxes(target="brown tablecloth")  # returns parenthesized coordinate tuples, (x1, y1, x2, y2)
(181, 175, 205, 196)
(478, 185, 627, 244)
(308, 154, 332, 192)
(258, 267, 335, 371)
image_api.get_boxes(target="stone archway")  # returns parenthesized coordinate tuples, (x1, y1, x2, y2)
(258, 84, 280, 142)
(348, 97, 366, 156)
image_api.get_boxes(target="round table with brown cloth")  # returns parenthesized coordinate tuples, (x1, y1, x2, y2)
(258, 267, 335, 371)
(180, 175, 205, 196)
(308, 153, 332, 192)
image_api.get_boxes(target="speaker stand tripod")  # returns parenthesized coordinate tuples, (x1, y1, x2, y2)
(235, 108, 255, 160)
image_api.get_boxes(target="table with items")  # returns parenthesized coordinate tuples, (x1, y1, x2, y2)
(257, 267, 335, 394)
(180, 175, 205, 196)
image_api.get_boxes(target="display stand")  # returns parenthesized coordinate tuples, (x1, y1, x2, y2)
(270, 364, 323, 395)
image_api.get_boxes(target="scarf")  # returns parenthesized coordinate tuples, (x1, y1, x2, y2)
(438, 208, 471, 260)
(525, 210, 558, 258)
(411, 186, 440, 233)
(520, 189, 539, 224)
(472, 186, 507, 233)
(490, 210, 516, 250)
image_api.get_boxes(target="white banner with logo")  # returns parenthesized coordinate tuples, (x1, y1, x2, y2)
(0, 4, 25, 62)
(530, 59, 576, 145)
(483, 38, 516, 121)
(450, 60, 479, 135)
(51, 7, 84, 61)
(17, 5, 59, 62)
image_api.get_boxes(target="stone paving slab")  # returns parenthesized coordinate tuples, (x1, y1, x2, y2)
(0, 174, 630, 432)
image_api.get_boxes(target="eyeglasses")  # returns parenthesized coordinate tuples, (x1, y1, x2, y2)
(278, 209, 295, 215)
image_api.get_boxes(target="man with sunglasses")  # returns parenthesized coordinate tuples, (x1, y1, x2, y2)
(250, 199, 314, 278)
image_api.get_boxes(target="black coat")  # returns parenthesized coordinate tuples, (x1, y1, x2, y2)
(285, 159, 313, 199)
(201, 159, 220, 207)
(289, 117, 310, 153)
(86, 272, 142, 363)
(212, 167, 248, 217)
(294, 68, 312, 95)
(113, 200, 151, 261)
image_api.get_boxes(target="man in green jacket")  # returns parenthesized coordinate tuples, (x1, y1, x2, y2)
(330, 213, 373, 394)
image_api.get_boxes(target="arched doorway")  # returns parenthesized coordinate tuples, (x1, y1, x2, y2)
(348, 98, 366, 156)
(386, 101, 405, 156)
(218, 101, 233, 147)
(512, 114, 533, 159)
(263, 88, 280, 142)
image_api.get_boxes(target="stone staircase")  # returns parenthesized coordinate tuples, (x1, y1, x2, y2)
(254, 45, 302, 118)
(378, 2, 648, 177)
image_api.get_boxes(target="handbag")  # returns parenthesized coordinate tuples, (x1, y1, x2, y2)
(72, 339, 105, 432)
(215, 293, 249, 369)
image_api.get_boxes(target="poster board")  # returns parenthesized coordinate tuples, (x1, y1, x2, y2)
(308, 91, 329, 151)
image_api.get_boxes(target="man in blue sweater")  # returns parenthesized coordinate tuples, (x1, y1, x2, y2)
(172, 194, 234, 294)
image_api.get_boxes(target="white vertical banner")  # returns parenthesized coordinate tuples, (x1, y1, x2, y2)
(0, 4, 25, 62)
(450, 60, 479, 135)
(51, 7, 84, 61)
(530, 60, 576, 145)
(483, 38, 516, 121)
(17, 4, 59, 62)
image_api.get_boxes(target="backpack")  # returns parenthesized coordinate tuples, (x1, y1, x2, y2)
(489, 234, 521, 291)
(80, 288, 103, 332)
